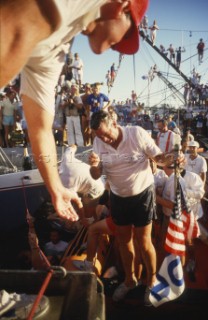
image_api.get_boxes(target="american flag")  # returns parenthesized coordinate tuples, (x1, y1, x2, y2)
(164, 181, 200, 256)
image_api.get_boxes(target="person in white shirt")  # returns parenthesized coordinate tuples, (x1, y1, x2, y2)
(70, 53, 84, 87)
(59, 144, 105, 222)
(156, 119, 178, 153)
(89, 110, 184, 304)
(184, 140, 207, 185)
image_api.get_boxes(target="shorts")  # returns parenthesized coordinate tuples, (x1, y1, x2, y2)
(110, 184, 155, 227)
(106, 216, 116, 235)
(3, 115, 14, 126)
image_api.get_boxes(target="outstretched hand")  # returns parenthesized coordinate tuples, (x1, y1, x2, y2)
(51, 188, 82, 221)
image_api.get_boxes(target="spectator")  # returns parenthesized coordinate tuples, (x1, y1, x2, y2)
(176, 46, 185, 69)
(80, 83, 93, 146)
(87, 82, 111, 115)
(70, 53, 84, 87)
(184, 140, 207, 185)
(156, 119, 178, 153)
(197, 38, 205, 64)
(0, 0, 149, 221)
(63, 84, 84, 146)
(149, 20, 159, 46)
(110, 63, 116, 85)
(0, 88, 18, 147)
(159, 44, 168, 56)
(44, 229, 68, 265)
(183, 127, 194, 142)
(167, 44, 175, 64)
(140, 15, 149, 37)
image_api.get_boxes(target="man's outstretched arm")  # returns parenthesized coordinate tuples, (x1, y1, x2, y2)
(22, 94, 82, 221)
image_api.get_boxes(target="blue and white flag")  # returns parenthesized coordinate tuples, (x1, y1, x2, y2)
(149, 254, 185, 307)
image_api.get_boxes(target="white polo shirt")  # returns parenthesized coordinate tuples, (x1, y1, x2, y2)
(184, 154, 207, 176)
(93, 126, 162, 197)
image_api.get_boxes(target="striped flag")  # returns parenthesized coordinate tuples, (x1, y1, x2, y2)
(164, 182, 200, 256)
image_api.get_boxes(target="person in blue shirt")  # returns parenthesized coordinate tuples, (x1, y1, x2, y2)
(87, 82, 111, 114)
(86, 82, 111, 144)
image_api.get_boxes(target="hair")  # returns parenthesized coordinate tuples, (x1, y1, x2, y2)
(90, 110, 113, 130)
(157, 119, 168, 126)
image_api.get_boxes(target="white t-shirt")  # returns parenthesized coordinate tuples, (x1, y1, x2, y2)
(183, 170, 204, 219)
(44, 240, 68, 255)
(156, 130, 178, 152)
(20, 0, 105, 115)
(153, 168, 167, 189)
(59, 147, 105, 199)
(184, 154, 207, 175)
(93, 126, 162, 197)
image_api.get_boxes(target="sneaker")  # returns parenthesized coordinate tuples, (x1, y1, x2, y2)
(112, 281, 137, 302)
(0, 290, 16, 316)
(0, 290, 49, 318)
(144, 287, 153, 307)
(14, 294, 49, 319)
(72, 259, 94, 272)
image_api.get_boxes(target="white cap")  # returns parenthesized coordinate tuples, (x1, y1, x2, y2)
(188, 141, 199, 148)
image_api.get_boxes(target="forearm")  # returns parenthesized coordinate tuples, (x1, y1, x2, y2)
(22, 95, 63, 195)
(153, 152, 174, 167)
(156, 195, 174, 210)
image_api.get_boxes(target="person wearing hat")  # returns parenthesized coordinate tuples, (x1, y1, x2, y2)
(0, 0, 149, 222)
(185, 140, 207, 185)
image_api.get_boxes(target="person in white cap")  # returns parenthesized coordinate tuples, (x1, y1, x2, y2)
(184, 140, 207, 185)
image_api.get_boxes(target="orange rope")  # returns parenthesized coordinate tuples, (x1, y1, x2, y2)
(21, 178, 53, 319)
(27, 269, 54, 320)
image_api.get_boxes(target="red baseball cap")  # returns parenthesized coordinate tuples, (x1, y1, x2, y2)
(112, 0, 149, 54)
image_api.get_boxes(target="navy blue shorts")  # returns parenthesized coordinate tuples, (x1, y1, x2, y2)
(110, 184, 155, 227)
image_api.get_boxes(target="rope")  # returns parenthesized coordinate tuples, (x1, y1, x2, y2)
(27, 270, 53, 320)
(21, 178, 54, 320)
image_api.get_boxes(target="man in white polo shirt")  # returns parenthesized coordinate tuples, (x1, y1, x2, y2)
(89, 110, 184, 305)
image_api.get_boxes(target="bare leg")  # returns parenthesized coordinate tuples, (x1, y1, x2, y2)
(116, 225, 137, 286)
(134, 223, 156, 287)
(87, 219, 113, 262)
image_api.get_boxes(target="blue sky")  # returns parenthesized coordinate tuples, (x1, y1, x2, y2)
(72, 0, 208, 107)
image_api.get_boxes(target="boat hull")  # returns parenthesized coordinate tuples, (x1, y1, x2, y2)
(0, 169, 49, 231)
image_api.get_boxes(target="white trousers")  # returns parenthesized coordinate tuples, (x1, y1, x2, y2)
(66, 116, 84, 146)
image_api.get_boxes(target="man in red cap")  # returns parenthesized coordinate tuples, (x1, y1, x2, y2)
(0, 0, 149, 221)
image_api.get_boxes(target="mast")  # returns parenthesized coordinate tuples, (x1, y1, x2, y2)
(139, 30, 194, 88)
